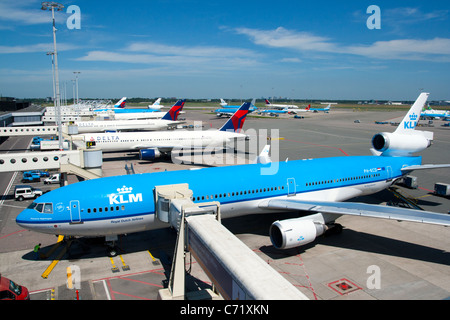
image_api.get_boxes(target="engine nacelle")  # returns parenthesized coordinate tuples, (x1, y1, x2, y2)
(269, 218, 327, 249)
(139, 149, 161, 161)
(371, 131, 433, 157)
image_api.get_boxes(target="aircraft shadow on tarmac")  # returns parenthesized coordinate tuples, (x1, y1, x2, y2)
(259, 227, 450, 267)
(20, 208, 449, 268)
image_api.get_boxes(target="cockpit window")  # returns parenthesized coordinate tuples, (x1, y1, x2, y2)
(29, 202, 53, 214)
(43, 203, 53, 214)
(35, 203, 44, 213)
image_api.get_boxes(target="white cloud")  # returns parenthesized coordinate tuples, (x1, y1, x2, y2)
(235, 27, 450, 62)
(0, 0, 66, 26)
(0, 43, 79, 54)
(76, 41, 263, 73)
(235, 27, 337, 53)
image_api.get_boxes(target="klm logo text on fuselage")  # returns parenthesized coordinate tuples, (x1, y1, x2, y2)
(108, 186, 143, 205)
(404, 113, 418, 130)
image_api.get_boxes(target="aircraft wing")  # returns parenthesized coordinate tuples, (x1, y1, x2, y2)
(260, 199, 450, 226)
(401, 164, 450, 172)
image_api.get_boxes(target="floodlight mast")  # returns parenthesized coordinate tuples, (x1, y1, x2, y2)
(41, 2, 64, 150)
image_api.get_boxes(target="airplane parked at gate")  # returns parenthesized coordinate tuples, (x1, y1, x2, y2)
(68, 100, 185, 133)
(93, 97, 127, 112)
(74, 102, 251, 160)
(16, 93, 450, 256)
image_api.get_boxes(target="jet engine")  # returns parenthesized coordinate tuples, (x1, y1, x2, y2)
(269, 218, 327, 249)
(139, 149, 161, 161)
(371, 131, 433, 157)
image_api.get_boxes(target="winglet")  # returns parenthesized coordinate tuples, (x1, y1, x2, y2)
(219, 102, 251, 132)
(161, 99, 185, 121)
(395, 92, 429, 133)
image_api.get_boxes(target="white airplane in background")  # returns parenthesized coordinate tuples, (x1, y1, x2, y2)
(75, 102, 251, 161)
(148, 98, 165, 110)
(68, 100, 185, 133)
(265, 99, 299, 109)
(16, 93, 450, 257)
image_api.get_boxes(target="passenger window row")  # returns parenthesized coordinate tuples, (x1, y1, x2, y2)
(305, 173, 381, 187)
(87, 205, 125, 213)
(194, 186, 285, 202)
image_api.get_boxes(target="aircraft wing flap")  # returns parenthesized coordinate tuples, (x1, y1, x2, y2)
(262, 199, 450, 226)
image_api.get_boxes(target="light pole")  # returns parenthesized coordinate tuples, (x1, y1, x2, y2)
(72, 79, 76, 105)
(41, 1, 64, 150)
(73, 71, 80, 105)
(46, 51, 55, 107)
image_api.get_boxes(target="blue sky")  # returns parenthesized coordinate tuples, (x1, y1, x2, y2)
(1, 0, 450, 101)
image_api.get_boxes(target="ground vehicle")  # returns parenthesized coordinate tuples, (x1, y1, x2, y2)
(22, 171, 40, 183)
(44, 173, 60, 185)
(14, 185, 43, 201)
(30, 170, 50, 177)
(0, 274, 29, 300)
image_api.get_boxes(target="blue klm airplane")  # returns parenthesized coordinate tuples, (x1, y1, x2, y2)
(16, 93, 450, 255)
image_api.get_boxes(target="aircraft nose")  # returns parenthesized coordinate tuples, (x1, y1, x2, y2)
(16, 209, 33, 229)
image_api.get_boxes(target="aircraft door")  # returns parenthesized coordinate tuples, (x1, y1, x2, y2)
(386, 166, 393, 181)
(287, 178, 296, 196)
(70, 200, 81, 224)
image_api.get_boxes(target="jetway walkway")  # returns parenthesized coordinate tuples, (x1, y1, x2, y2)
(0, 149, 102, 180)
(154, 184, 308, 300)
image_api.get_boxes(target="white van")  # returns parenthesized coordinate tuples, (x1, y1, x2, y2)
(44, 173, 60, 185)
(14, 185, 43, 201)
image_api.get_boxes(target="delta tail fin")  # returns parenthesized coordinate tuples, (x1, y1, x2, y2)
(161, 99, 185, 121)
(219, 102, 251, 133)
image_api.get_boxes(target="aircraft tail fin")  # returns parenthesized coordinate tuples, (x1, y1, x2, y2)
(395, 92, 429, 134)
(254, 145, 271, 164)
(161, 99, 185, 121)
(219, 102, 251, 132)
(152, 98, 161, 106)
(114, 97, 127, 108)
(220, 99, 228, 106)
(265, 99, 271, 106)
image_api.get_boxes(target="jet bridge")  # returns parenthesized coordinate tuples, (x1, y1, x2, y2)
(0, 149, 102, 180)
(154, 184, 308, 300)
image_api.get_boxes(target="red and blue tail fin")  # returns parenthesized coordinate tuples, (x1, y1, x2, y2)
(161, 99, 185, 121)
(265, 99, 271, 105)
(219, 102, 250, 132)
(114, 97, 127, 108)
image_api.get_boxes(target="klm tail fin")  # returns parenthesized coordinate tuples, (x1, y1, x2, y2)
(161, 99, 185, 121)
(114, 97, 127, 108)
(395, 92, 429, 134)
(219, 102, 250, 132)
(254, 145, 271, 164)
(152, 98, 162, 106)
